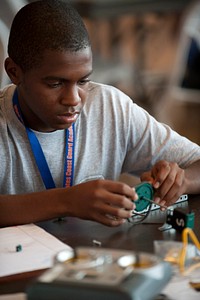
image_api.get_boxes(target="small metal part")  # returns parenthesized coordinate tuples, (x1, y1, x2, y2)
(158, 223, 173, 232)
(142, 197, 168, 210)
(92, 240, 102, 247)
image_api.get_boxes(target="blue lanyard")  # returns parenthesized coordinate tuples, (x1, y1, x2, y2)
(12, 89, 75, 189)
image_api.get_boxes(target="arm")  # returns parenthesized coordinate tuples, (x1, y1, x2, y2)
(140, 159, 200, 208)
(0, 179, 137, 228)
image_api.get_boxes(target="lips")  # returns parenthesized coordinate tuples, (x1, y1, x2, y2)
(57, 112, 79, 124)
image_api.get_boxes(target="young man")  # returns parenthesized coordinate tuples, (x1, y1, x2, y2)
(1, 0, 200, 228)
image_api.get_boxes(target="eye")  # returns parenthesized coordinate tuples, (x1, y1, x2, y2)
(78, 79, 91, 86)
(48, 82, 63, 88)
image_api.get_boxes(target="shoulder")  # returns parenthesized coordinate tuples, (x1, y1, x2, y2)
(0, 84, 16, 107)
(0, 84, 16, 127)
(86, 81, 137, 113)
(87, 81, 149, 118)
(88, 81, 131, 101)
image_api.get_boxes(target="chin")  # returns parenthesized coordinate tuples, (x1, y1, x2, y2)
(55, 124, 73, 130)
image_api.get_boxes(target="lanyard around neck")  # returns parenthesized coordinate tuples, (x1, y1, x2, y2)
(12, 89, 75, 189)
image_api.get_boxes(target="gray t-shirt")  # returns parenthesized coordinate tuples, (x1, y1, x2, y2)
(1, 82, 200, 195)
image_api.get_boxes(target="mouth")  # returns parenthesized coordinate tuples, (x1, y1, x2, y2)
(57, 112, 79, 125)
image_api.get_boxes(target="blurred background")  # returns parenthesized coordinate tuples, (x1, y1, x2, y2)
(1, 0, 200, 148)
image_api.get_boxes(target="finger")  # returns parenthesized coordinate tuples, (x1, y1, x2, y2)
(106, 205, 133, 219)
(151, 161, 171, 188)
(155, 170, 177, 199)
(98, 182, 137, 210)
(95, 212, 127, 227)
(155, 170, 185, 208)
(155, 166, 184, 202)
(105, 193, 135, 211)
(86, 188, 135, 221)
(152, 162, 180, 196)
(104, 180, 137, 201)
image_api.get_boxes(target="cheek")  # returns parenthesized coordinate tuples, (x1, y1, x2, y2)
(38, 101, 56, 117)
(30, 95, 55, 118)
(32, 88, 56, 107)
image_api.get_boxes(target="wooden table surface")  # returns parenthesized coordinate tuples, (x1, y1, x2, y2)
(0, 194, 200, 295)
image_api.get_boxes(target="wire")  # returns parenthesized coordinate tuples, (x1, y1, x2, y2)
(127, 203, 153, 224)
(179, 228, 200, 274)
(127, 196, 168, 225)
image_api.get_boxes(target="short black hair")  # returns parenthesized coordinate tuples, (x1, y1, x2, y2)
(8, 0, 91, 71)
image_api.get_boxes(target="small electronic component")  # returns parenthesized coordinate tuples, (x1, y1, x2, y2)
(127, 182, 154, 224)
(134, 182, 154, 212)
(16, 244, 22, 252)
(166, 208, 195, 232)
(129, 182, 189, 225)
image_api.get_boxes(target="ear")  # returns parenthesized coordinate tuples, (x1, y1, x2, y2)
(4, 57, 23, 85)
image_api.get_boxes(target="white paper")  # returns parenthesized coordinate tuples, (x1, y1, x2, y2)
(162, 269, 200, 299)
(0, 224, 72, 277)
(0, 293, 26, 300)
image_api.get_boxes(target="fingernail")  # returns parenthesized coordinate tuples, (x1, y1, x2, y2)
(128, 211, 133, 218)
(154, 197, 160, 203)
(160, 207, 166, 211)
(154, 182, 160, 189)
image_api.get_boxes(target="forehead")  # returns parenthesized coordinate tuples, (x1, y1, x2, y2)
(32, 47, 93, 76)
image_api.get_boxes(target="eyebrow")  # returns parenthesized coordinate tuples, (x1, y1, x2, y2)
(43, 70, 93, 82)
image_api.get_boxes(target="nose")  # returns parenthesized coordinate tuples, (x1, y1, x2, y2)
(60, 85, 81, 106)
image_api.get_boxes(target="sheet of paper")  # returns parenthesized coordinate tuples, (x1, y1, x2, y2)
(162, 270, 200, 299)
(0, 224, 73, 277)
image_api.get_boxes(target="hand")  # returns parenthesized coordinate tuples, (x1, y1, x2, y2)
(140, 160, 185, 208)
(65, 179, 137, 226)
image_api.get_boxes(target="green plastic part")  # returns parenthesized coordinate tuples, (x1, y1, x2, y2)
(185, 212, 195, 229)
(134, 182, 154, 212)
